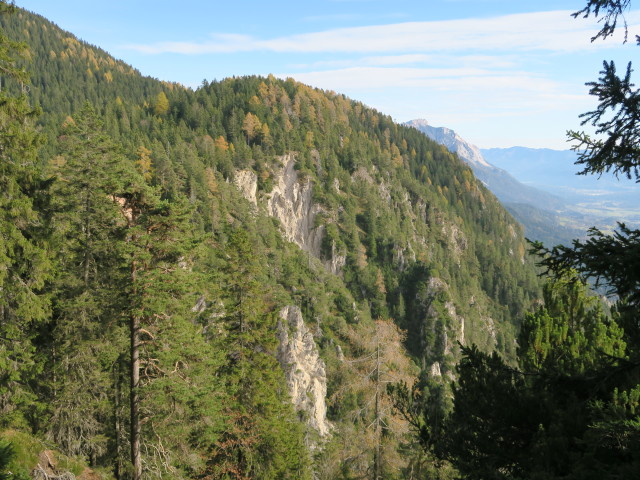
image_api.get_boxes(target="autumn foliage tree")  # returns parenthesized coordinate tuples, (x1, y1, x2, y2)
(330, 318, 415, 479)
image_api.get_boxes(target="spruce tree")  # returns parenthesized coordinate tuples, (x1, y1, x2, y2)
(529, 2, 640, 473)
(47, 103, 223, 477)
(0, 1, 51, 429)
(46, 103, 130, 464)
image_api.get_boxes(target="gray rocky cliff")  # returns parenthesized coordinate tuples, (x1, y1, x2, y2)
(233, 169, 258, 205)
(276, 305, 331, 438)
(268, 155, 324, 257)
(233, 154, 346, 274)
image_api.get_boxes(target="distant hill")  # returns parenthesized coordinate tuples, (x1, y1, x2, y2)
(405, 119, 585, 246)
(406, 120, 640, 246)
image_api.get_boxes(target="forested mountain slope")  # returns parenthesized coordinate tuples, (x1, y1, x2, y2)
(0, 7, 542, 479)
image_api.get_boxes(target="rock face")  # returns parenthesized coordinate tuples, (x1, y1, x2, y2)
(232, 154, 349, 274)
(276, 305, 331, 438)
(234, 169, 258, 205)
(405, 119, 490, 168)
(420, 277, 467, 366)
(325, 239, 346, 275)
(268, 155, 324, 258)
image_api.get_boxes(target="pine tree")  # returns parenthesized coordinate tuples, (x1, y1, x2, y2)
(528, 3, 640, 474)
(435, 273, 633, 479)
(121, 180, 192, 479)
(533, 1, 640, 309)
(48, 103, 223, 477)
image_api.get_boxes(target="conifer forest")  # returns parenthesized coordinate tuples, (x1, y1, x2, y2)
(0, 1, 639, 478)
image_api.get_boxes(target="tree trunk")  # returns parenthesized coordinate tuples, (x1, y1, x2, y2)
(130, 260, 142, 480)
(83, 192, 91, 286)
(373, 332, 382, 480)
(114, 357, 124, 480)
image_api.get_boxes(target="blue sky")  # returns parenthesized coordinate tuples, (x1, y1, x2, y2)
(17, 0, 640, 149)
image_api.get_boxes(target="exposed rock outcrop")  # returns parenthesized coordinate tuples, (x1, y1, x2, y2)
(276, 305, 331, 438)
(268, 155, 324, 258)
(232, 155, 351, 275)
(325, 239, 346, 275)
(419, 277, 467, 365)
(234, 169, 258, 206)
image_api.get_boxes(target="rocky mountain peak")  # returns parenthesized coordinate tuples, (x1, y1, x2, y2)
(405, 119, 491, 168)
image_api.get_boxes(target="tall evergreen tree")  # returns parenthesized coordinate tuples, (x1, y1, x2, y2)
(438, 274, 629, 479)
(47, 103, 224, 478)
(214, 227, 310, 479)
(46, 103, 130, 464)
(123, 183, 190, 480)
(529, 2, 640, 474)
(0, 0, 51, 429)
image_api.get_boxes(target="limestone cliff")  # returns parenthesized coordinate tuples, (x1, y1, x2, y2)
(267, 155, 324, 258)
(276, 305, 331, 438)
(233, 169, 258, 206)
(233, 154, 346, 274)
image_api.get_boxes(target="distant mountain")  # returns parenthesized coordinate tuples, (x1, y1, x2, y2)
(404, 119, 566, 211)
(405, 119, 491, 168)
(407, 119, 640, 245)
(480, 147, 579, 187)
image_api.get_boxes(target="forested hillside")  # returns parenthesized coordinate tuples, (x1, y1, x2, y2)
(0, 5, 544, 479)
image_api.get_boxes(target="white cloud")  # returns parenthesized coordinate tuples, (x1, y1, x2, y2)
(291, 54, 436, 69)
(303, 12, 408, 23)
(275, 65, 590, 127)
(360, 54, 434, 66)
(278, 66, 556, 91)
(290, 53, 519, 71)
(126, 34, 256, 54)
(124, 10, 639, 55)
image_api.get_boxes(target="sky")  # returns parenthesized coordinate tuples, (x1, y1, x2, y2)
(16, 0, 640, 149)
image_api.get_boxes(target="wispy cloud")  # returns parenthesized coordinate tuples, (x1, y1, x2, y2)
(276, 66, 589, 121)
(124, 10, 638, 55)
(290, 54, 436, 70)
(302, 12, 408, 23)
(278, 66, 559, 91)
(291, 53, 518, 70)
